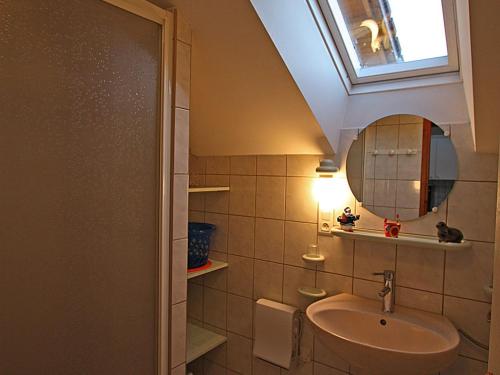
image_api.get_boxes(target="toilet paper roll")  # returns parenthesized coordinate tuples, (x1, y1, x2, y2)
(253, 299, 300, 369)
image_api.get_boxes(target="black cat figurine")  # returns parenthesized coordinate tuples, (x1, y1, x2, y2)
(436, 222, 464, 243)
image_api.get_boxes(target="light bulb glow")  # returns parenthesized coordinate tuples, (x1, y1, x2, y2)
(313, 175, 350, 212)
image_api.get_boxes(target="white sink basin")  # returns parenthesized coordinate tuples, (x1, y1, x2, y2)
(306, 293, 459, 375)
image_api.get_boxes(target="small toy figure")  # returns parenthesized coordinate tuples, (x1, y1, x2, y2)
(436, 222, 464, 243)
(384, 215, 401, 238)
(337, 207, 360, 232)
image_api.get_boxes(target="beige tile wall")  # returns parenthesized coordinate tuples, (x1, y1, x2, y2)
(186, 122, 497, 374)
(170, 10, 191, 374)
(362, 115, 424, 221)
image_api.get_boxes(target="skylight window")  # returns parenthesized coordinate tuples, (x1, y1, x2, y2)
(319, 0, 459, 85)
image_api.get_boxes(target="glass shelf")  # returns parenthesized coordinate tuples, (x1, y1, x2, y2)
(188, 186, 230, 193)
(186, 323, 227, 364)
(331, 228, 471, 251)
(187, 259, 228, 280)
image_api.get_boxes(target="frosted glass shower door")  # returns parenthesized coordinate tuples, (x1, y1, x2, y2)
(0, 1, 169, 374)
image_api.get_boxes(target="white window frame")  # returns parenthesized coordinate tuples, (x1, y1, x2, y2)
(317, 0, 460, 85)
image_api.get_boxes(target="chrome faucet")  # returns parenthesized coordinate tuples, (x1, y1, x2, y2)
(373, 270, 395, 313)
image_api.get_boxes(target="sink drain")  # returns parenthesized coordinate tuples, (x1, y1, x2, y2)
(379, 319, 387, 326)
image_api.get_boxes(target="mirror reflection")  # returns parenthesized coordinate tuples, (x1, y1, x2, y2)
(346, 114, 458, 221)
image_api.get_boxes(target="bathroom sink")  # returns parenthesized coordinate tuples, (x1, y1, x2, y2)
(306, 293, 459, 375)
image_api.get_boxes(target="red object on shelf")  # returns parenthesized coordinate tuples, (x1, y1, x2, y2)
(384, 216, 401, 238)
(187, 260, 212, 273)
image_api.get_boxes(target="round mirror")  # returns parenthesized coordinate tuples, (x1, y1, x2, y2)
(346, 114, 458, 221)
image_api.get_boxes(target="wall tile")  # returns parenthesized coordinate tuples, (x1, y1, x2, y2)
(172, 239, 188, 304)
(398, 121, 423, 148)
(395, 286, 442, 314)
(253, 259, 284, 302)
(189, 172, 205, 187)
(314, 362, 348, 375)
(287, 155, 320, 177)
(395, 180, 421, 209)
(397, 208, 420, 221)
(399, 200, 447, 236)
(316, 272, 352, 296)
(362, 178, 374, 205)
(176, 14, 191, 45)
(398, 114, 422, 124)
(204, 360, 227, 375)
(452, 123, 498, 182)
(314, 336, 350, 372)
(371, 206, 396, 220)
(373, 179, 397, 207)
(353, 241, 396, 281)
(374, 155, 397, 179)
(205, 175, 230, 213)
(173, 174, 189, 239)
(397, 153, 422, 181)
(445, 241, 494, 302)
(206, 156, 230, 174)
(375, 124, 399, 148)
(187, 282, 203, 321)
(203, 324, 227, 366)
(257, 155, 287, 176)
(210, 250, 228, 262)
(256, 176, 286, 219)
(281, 361, 313, 374)
(284, 221, 318, 269)
(396, 246, 444, 293)
(230, 156, 257, 175)
(317, 235, 353, 276)
(353, 278, 383, 300)
(228, 215, 255, 257)
(227, 332, 253, 375)
(363, 151, 376, 179)
(175, 41, 191, 109)
(189, 154, 206, 175)
(204, 268, 227, 292)
(355, 203, 385, 231)
(189, 210, 205, 222)
(227, 255, 254, 298)
(174, 108, 189, 174)
(377, 115, 399, 125)
(189, 188, 205, 211)
(229, 175, 257, 216)
(185, 150, 498, 374)
(255, 218, 285, 263)
(171, 302, 187, 367)
(283, 265, 316, 311)
(447, 181, 497, 242)
(441, 356, 488, 375)
(444, 296, 491, 362)
(286, 177, 317, 223)
(205, 212, 229, 253)
(227, 294, 253, 338)
(204, 287, 227, 329)
(253, 357, 281, 375)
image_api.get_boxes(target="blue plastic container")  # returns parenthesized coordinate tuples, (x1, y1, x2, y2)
(188, 222, 216, 269)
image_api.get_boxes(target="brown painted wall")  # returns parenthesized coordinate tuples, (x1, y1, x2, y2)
(151, 0, 331, 156)
(470, 0, 500, 153)
(0, 1, 161, 373)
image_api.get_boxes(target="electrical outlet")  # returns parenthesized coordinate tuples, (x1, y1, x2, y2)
(319, 208, 333, 233)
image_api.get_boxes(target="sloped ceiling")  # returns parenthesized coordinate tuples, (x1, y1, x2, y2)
(153, 0, 498, 155)
(153, 0, 333, 155)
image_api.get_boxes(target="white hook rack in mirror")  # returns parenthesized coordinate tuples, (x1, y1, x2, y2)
(369, 149, 418, 156)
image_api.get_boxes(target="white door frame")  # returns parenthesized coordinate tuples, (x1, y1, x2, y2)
(101, 1, 173, 374)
